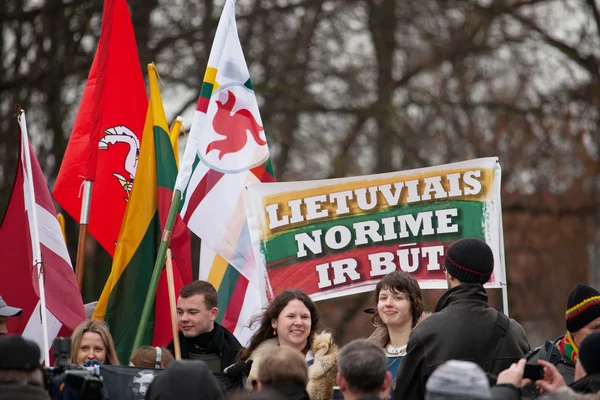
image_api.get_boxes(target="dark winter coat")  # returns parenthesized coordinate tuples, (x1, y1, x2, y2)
(166, 322, 241, 370)
(392, 283, 530, 400)
(146, 360, 224, 400)
(0, 383, 50, 400)
(570, 373, 600, 394)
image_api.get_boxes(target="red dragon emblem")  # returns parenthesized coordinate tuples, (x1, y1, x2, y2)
(206, 90, 267, 160)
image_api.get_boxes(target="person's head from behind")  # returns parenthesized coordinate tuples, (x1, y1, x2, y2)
(444, 238, 494, 289)
(425, 360, 491, 400)
(0, 335, 44, 387)
(70, 319, 119, 365)
(256, 347, 308, 390)
(336, 339, 391, 400)
(575, 330, 600, 381)
(565, 284, 600, 347)
(146, 360, 223, 400)
(240, 290, 319, 360)
(177, 280, 219, 338)
(0, 296, 22, 336)
(373, 271, 424, 329)
(130, 346, 174, 369)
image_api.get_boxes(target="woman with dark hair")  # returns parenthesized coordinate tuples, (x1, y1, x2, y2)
(238, 290, 338, 400)
(367, 271, 425, 388)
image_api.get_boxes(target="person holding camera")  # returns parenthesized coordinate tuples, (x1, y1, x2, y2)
(0, 335, 50, 400)
(526, 283, 600, 386)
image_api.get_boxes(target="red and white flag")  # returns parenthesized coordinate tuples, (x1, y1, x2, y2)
(0, 111, 85, 361)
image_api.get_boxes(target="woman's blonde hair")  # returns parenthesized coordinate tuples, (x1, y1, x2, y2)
(130, 346, 174, 369)
(69, 319, 119, 365)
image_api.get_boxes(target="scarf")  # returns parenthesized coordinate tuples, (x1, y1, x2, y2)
(556, 331, 579, 363)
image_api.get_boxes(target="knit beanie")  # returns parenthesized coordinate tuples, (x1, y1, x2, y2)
(565, 284, 600, 333)
(425, 360, 491, 399)
(0, 335, 41, 371)
(444, 238, 494, 285)
(578, 331, 600, 376)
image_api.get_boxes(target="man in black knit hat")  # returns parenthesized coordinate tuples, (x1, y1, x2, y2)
(393, 237, 530, 400)
(525, 283, 600, 387)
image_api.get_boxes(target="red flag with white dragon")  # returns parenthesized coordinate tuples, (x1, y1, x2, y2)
(53, 0, 147, 257)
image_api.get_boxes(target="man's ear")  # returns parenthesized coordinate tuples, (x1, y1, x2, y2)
(336, 373, 347, 392)
(210, 307, 219, 321)
(381, 371, 392, 393)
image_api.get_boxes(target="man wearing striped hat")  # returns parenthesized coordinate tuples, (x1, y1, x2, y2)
(526, 283, 600, 385)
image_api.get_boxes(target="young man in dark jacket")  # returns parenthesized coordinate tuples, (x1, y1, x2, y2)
(166, 280, 242, 388)
(393, 238, 530, 400)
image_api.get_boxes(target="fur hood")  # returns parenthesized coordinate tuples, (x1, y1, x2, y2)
(246, 331, 338, 400)
(367, 311, 432, 347)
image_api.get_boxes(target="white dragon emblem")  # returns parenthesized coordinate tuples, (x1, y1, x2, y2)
(98, 125, 140, 200)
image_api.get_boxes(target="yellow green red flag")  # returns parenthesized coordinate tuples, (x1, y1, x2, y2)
(93, 64, 191, 363)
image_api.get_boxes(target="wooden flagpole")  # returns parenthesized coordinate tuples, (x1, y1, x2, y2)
(75, 180, 93, 291)
(165, 249, 181, 360)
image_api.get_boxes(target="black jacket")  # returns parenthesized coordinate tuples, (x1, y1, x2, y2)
(392, 284, 530, 400)
(267, 383, 310, 400)
(166, 322, 241, 370)
(146, 360, 224, 400)
(0, 384, 50, 400)
(570, 373, 600, 394)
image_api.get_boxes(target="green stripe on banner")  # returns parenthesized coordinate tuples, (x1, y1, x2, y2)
(262, 200, 485, 267)
(244, 78, 253, 90)
(215, 264, 241, 324)
(105, 213, 161, 364)
(200, 81, 214, 99)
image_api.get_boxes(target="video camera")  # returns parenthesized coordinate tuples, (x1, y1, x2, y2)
(45, 337, 107, 400)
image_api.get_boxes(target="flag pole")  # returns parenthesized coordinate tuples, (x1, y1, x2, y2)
(132, 189, 182, 352)
(165, 248, 181, 360)
(18, 110, 51, 366)
(75, 181, 92, 291)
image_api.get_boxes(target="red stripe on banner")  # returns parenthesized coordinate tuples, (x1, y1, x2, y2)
(221, 275, 250, 333)
(196, 96, 210, 113)
(183, 169, 225, 224)
(250, 164, 276, 183)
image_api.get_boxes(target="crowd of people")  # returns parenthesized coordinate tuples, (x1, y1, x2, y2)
(1, 237, 599, 400)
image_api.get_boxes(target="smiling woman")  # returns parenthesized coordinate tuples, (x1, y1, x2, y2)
(238, 290, 338, 400)
(366, 271, 425, 392)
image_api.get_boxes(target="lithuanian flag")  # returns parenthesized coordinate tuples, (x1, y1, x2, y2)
(93, 64, 191, 363)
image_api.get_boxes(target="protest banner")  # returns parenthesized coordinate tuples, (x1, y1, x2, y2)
(247, 158, 506, 304)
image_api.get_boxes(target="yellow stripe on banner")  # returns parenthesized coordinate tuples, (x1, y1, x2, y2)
(204, 67, 217, 84)
(262, 167, 495, 235)
(207, 253, 229, 291)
